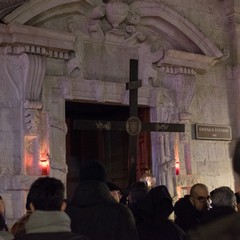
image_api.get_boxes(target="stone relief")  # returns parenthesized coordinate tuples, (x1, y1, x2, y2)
(0, 54, 21, 108)
(24, 109, 41, 132)
(138, 43, 164, 86)
(21, 53, 46, 133)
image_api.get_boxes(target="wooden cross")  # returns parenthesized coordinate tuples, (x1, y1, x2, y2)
(74, 59, 185, 185)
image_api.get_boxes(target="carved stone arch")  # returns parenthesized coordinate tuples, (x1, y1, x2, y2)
(130, 1, 223, 58)
(3, 0, 223, 60)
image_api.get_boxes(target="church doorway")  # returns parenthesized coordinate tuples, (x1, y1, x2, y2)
(65, 101, 151, 200)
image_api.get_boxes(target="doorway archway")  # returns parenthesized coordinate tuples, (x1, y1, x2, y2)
(65, 101, 151, 199)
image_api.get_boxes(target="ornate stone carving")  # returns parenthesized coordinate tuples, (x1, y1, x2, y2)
(1, 54, 21, 107)
(175, 74, 196, 114)
(24, 108, 41, 132)
(22, 53, 46, 133)
(138, 43, 163, 86)
(105, 1, 129, 29)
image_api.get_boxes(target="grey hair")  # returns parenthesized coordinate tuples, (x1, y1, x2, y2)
(210, 186, 236, 208)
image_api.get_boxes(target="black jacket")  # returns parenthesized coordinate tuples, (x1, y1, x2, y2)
(174, 195, 202, 232)
(66, 181, 138, 240)
(136, 186, 186, 240)
(201, 206, 237, 224)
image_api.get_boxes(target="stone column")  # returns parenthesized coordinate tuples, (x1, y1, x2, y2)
(22, 53, 47, 175)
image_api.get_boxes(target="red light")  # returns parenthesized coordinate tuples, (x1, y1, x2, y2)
(175, 161, 180, 175)
(39, 160, 49, 175)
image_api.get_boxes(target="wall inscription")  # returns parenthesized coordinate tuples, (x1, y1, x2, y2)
(195, 124, 232, 141)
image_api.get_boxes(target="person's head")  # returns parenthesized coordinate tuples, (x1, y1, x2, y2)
(107, 181, 122, 203)
(79, 160, 107, 182)
(189, 183, 210, 212)
(28, 177, 66, 211)
(128, 181, 148, 205)
(146, 185, 174, 219)
(210, 186, 237, 210)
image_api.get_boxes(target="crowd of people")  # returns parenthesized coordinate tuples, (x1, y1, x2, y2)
(0, 139, 240, 240)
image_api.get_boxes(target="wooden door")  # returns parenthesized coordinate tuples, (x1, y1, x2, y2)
(65, 102, 151, 199)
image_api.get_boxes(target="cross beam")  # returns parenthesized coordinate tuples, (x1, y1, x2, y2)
(73, 120, 185, 133)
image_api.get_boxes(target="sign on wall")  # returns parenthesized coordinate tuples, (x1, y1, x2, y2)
(195, 124, 232, 141)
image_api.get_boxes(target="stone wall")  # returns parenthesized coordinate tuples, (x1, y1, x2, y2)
(0, 0, 239, 225)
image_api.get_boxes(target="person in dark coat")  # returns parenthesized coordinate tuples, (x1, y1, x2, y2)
(174, 183, 210, 233)
(127, 181, 149, 224)
(201, 186, 237, 224)
(136, 185, 186, 240)
(66, 160, 138, 240)
(106, 181, 122, 203)
(13, 177, 88, 240)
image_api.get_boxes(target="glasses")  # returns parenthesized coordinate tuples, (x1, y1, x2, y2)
(195, 196, 211, 203)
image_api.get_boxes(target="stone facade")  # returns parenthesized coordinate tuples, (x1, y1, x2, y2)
(0, 0, 239, 225)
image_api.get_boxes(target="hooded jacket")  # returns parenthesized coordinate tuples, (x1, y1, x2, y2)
(136, 186, 186, 240)
(66, 180, 138, 240)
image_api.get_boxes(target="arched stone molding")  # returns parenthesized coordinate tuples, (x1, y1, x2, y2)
(3, 1, 223, 59)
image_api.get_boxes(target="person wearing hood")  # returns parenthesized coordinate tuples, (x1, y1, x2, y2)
(136, 185, 186, 240)
(65, 160, 138, 240)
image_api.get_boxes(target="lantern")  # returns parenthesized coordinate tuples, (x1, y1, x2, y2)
(140, 170, 156, 189)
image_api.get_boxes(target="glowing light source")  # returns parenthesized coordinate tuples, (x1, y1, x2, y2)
(175, 161, 180, 175)
(140, 170, 156, 189)
(39, 147, 50, 175)
(39, 159, 49, 175)
(174, 133, 180, 175)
